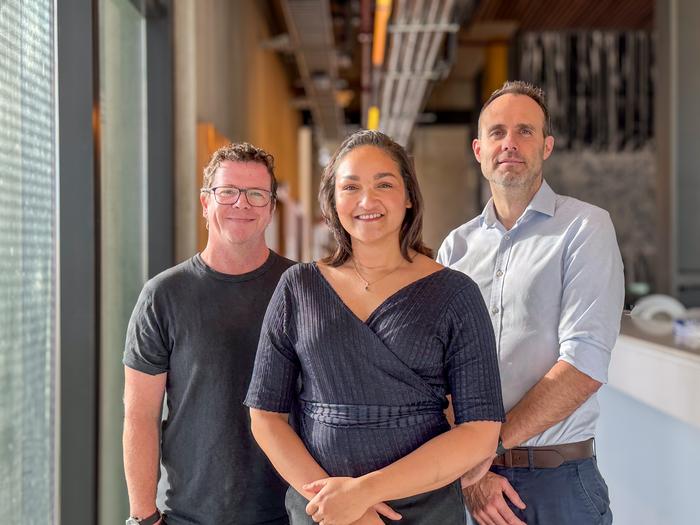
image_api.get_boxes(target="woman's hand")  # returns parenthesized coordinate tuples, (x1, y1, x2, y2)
(304, 477, 401, 525)
(350, 509, 389, 525)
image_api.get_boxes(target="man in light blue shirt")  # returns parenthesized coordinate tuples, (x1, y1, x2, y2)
(438, 81, 624, 525)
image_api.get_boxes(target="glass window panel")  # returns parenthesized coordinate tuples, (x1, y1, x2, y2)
(0, 0, 56, 522)
(98, 1, 148, 522)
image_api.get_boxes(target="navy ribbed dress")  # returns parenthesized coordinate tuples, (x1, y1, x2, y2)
(245, 263, 505, 523)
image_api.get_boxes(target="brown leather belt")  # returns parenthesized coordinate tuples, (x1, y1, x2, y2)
(492, 438, 595, 469)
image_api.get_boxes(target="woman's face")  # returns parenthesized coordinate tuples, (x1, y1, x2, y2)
(334, 145, 412, 247)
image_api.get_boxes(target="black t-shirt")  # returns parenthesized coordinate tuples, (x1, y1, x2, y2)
(124, 251, 295, 525)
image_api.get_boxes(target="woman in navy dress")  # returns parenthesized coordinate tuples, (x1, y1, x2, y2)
(245, 130, 505, 525)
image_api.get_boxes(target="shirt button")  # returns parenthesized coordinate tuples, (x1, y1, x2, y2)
(496, 270, 503, 277)
(504, 235, 510, 241)
(492, 307, 500, 315)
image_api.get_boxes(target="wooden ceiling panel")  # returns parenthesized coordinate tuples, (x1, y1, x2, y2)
(472, 0, 653, 30)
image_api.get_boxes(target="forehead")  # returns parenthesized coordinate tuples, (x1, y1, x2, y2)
(336, 145, 400, 177)
(480, 94, 546, 130)
(212, 160, 271, 188)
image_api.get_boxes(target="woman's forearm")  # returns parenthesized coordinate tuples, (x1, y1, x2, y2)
(249, 408, 328, 499)
(359, 421, 500, 504)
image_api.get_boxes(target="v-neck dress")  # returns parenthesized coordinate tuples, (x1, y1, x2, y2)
(245, 263, 505, 522)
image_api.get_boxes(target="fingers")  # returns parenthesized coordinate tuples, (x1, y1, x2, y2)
(467, 473, 526, 525)
(303, 478, 329, 494)
(501, 481, 526, 510)
(373, 502, 402, 520)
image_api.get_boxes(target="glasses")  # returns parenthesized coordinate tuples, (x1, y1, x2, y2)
(201, 185, 274, 207)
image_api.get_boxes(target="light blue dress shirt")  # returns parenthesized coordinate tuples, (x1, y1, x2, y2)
(437, 180, 624, 446)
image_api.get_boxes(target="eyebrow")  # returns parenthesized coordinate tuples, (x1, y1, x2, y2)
(487, 123, 537, 133)
(339, 172, 399, 180)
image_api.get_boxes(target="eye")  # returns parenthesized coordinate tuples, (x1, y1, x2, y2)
(377, 182, 394, 189)
(490, 129, 504, 138)
(218, 188, 237, 197)
(341, 184, 358, 191)
(247, 189, 264, 199)
(521, 128, 533, 135)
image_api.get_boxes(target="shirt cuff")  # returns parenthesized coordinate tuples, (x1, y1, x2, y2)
(558, 338, 612, 384)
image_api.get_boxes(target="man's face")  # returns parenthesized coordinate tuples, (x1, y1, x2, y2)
(473, 94, 554, 189)
(200, 160, 274, 249)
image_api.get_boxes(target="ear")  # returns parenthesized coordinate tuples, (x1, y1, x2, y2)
(200, 191, 210, 218)
(543, 135, 555, 160)
(472, 138, 482, 163)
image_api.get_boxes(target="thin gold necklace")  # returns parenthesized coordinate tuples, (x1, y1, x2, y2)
(351, 258, 404, 292)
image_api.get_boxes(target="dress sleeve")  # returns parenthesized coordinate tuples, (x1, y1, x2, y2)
(444, 280, 505, 424)
(244, 272, 300, 413)
(557, 210, 625, 384)
(123, 283, 170, 375)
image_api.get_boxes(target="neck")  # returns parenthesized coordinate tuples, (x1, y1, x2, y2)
(490, 177, 543, 230)
(200, 238, 270, 275)
(350, 237, 407, 270)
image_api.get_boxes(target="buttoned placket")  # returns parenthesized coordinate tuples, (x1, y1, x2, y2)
(488, 226, 514, 356)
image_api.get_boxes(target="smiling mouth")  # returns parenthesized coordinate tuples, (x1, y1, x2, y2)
(355, 212, 384, 220)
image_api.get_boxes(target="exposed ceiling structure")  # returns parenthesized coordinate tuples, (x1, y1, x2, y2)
(268, 0, 655, 147)
(472, 0, 654, 30)
(375, 0, 476, 145)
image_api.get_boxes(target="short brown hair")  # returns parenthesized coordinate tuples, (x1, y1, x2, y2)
(201, 142, 278, 201)
(479, 80, 552, 137)
(319, 130, 432, 266)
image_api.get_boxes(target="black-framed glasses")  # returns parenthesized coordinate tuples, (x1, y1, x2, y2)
(201, 185, 274, 207)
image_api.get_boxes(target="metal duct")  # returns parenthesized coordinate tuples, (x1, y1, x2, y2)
(378, 0, 473, 145)
(281, 0, 345, 142)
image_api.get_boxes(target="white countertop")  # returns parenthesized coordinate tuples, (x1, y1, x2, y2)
(608, 316, 700, 429)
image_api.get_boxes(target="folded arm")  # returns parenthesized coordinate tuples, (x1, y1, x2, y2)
(305, 419, 500, 524)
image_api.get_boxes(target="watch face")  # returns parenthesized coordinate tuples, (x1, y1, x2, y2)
(126, 518, 140, 525)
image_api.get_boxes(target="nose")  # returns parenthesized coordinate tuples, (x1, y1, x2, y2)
(502, 131, 519, 151)
(358, 187, 380, 207)
(233, 191, 251, 209)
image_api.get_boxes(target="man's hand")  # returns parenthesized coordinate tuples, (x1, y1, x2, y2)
(460, 457, 494, 488)
(463, 471, 526, 525)
(304, 477, 402, 525)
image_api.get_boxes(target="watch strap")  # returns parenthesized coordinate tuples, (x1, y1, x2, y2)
(495, 436, 508, 456)
(129, 510, 160, 525)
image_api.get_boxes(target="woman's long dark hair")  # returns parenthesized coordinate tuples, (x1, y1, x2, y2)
(319, 130, 433, 266)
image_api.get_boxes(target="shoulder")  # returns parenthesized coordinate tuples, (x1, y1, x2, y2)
(269, 250, 297, 271)
(438, 215, 483, 264)
(554, 194, 614, 230)
(444, 215, 483, 244)
(428, 267, 483, 305)
(140, 256, 198, 300)
(276, 261, 317, 289)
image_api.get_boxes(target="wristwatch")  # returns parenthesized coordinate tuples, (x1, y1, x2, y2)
(126, 510, 161, 525)
(495, 436, 508, 456)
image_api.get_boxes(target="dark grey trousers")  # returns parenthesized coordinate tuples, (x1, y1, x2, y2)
(285, 481, 466, 525)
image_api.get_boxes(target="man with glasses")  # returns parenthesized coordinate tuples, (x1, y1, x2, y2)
(438, 81, 624, 525)
(123, 143, 295, 525)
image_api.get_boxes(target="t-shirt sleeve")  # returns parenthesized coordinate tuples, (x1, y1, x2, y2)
(123, 283, 170, 375)
(444, 280, 505, 424)
(244, 273, 300, 413)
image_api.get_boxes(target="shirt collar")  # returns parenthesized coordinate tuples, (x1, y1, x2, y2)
(525, 179, 556, 217)
(480, 179, 556, 229)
